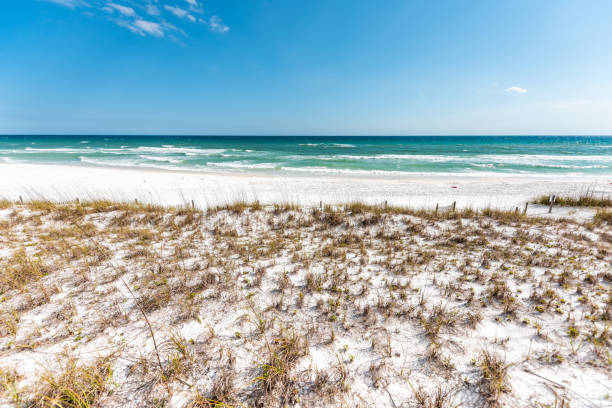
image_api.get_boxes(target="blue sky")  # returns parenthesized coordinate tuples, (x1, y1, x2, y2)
(2, 0, 612, 135)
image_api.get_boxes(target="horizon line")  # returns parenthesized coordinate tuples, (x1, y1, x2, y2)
(2, 134, 612, 137)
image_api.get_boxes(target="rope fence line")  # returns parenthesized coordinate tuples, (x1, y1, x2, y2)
(12, 193, 582, 217)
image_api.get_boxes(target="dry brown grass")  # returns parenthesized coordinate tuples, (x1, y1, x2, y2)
(0, 199, 609, 407)
(534, 191, 612, 208)
(477, 350, 511, 407)
(30, 355, 113, 408)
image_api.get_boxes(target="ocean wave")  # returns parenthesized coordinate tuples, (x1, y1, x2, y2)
(477, 154, 612, 162)
(132, 146, 226, 155)
(207, 161, 278, 169)
(284, 153, 612, 165)
(24, 147, 89, 153)
(79, 157, 144, 167)
(0, 157, 19, 164)
(298, 143, 356, 148)
(139, 155, 184, 164)
(277, 166, 550, 178)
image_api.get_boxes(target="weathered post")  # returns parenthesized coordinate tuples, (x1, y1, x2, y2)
(435, 203, 439, 214)
(548, 194, 555, 214)
(134, 198, 138, 205)
(452, 201, 456, 212)
(191, 200, 195, 209)
(523, 202, 528, 215)
(384, 200, 388, 209)
(19, 195, 23, 203)
(319, 200, 322, 209)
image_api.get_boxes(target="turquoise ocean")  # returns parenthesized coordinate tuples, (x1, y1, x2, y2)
(1, 136, 611, 177)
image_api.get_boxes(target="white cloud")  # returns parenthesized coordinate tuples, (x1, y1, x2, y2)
(164, 5, 197, 23)
(164, 5, 188, 18)
(41, 0, 227, 38)
(146, 4, 160, 16)
(209, 15, 229, 33)
(131, 19, 164, 36)
(184, 0, 202, 14)
(42, 0, 87, 8)
(107, 2, 135, 16)
(505, 86, 527, 94)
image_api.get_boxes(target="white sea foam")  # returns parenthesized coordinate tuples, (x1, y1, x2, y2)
(139, 155, 184, 164)
(278, 166, 501, 177)
(286, 153, 612, 166)
(207, 161, 278, 169)
(79, 157, 143, 167)
(298, 143, 356, 148)
(24, 147, 86, 153)
(132, 146, 225, 155)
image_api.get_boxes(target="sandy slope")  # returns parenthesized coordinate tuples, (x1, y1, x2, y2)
(0, 202, 610, 407)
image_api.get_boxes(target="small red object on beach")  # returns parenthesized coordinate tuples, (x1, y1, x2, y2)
(451, 186, 457, 189)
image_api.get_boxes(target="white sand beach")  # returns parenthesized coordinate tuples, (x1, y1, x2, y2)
(1, 163, 610, 213)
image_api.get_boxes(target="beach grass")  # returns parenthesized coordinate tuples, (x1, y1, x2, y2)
(0, 199, 609, 408)
(533, 190, 612, 207)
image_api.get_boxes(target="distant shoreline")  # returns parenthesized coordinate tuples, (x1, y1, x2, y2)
(3, 160, 612, 181)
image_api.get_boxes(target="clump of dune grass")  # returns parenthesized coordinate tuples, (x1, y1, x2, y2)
(594, 209, 612, 225)
(477, 350, 511, 407)
(0, 367, 22, 405)
(0, 199, 11, 209)
(254, 330, 308, 405)
(410, 383, 458, 408)
(1, 247, 49, 292)
(533, 191, 612, 207)
(30, 355, 113, 408)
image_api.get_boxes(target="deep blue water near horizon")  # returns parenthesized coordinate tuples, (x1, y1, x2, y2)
(1, 135, 611, 177)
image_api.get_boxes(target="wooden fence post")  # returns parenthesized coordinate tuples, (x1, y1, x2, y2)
(523, 202, 528, 215)
(451, 201, 456, 212)
(548, 194, 555, 214)
(435, 203, 439, 214)
(19, 195, 23, 204)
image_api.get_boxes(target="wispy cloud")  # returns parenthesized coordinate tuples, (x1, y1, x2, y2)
(164, 5, 188, 18)
(208, 15, 229, 33)
(130, 19, 164, 36)
(505, 86, 527, 94)
(184, 0, 201, 11)
(41, 0, 88, 8)
(40, 0, 228, 38)
(107, 2, 135, 16)
(145, 4, 160, 16)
